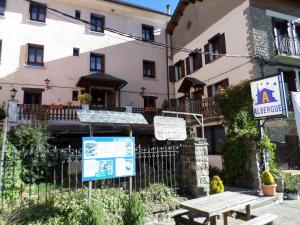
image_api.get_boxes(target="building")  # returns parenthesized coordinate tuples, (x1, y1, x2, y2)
(0, 0, 172, 145)
(166, 0, 300, 169)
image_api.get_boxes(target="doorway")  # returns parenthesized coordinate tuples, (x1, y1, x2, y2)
(23, 88, 42, 105)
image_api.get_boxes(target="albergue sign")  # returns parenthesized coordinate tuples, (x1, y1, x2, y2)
(250, 74, 288, 118)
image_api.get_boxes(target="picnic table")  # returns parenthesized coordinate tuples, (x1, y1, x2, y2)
(174, 191, 259, 225)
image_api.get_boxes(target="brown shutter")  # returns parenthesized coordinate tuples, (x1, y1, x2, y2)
(219, 33, 226, 54)
(198, 49, 203, 68)
(150, 26, 154, 41)
(169, 66, 175, 82)
(186, 57, 190, 75)
(207, 85, 213, 97)
(180, 60, 185, 78)
(152, 62, 156, 78)
(204, 44, 210, 64)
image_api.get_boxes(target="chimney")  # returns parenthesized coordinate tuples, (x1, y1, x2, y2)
(166, 4, 171, 15)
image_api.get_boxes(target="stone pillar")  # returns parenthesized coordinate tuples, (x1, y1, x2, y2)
(180, 138, 209, 197)
(8, 100, 18, 123)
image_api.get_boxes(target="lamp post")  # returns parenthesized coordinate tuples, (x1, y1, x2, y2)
(10, 88, 17, 101)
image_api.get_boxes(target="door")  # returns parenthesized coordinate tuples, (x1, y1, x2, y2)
(91, 89, 105, 106)
(23, 89, 42, 105)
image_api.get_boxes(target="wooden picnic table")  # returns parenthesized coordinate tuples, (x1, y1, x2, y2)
(177, 191, 259, 225)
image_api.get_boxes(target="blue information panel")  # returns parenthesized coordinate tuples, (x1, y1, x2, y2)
(82, 137, 135, 182)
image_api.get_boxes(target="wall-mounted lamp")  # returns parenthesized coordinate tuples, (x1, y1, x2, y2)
(10, 88, 17, 101)
(140, 87, 146, 96)
(45, 79, 51, 89)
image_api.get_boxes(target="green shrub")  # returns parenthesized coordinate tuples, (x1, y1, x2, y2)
(210, 176, 225, 195)
(261, 171, 275, 185)
(285, 174, 300, 191)
(78, 93, 92, 104)
(122, 193, 146, 225)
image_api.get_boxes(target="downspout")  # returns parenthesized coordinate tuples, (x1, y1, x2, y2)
(165, 4, 171, 105)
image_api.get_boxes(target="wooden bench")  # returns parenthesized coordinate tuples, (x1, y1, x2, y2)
(241, 214, 278, 225)
(171, 208, 207, 225)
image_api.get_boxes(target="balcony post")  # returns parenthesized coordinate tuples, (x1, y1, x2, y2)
(8, 100, 18, 123)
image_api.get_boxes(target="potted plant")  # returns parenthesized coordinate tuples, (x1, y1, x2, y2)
(284, 174, 299, 200)
(78, 93, 92, 104)
(271, 168, 285, 193)
(261, 171, 277, 196)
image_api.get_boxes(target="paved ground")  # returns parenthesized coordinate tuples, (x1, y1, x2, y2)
(147, 200, 300, 225)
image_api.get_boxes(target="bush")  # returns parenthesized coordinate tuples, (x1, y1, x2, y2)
(210, 176, 225, 195)
(122, 193, 146, 225)
(261, 171, 275, 185)
(285, 174, 300, 191)
(78, 93, 92, 104)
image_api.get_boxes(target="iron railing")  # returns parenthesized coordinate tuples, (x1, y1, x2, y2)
(0, 145, 180, 207)
(169, 98, 217, 117)
(275, 35, 300, 56)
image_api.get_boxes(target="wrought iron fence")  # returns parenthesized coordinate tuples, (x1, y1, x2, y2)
(275, 35, 300, 56)
(0, 144, 180, 207)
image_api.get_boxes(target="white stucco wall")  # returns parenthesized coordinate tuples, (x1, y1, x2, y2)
(0, 0, 171, 108)
(171, 0, 254, 99)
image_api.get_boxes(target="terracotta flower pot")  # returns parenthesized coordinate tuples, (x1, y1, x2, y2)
(262, 184, 277, 196)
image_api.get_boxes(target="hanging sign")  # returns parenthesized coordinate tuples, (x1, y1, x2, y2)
(154, 116, 187, 141)
(82, 137, 135, 181)
(250, 74, 288, 118)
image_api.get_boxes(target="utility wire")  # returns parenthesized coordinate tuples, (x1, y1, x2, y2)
(27, 0, 259, 59)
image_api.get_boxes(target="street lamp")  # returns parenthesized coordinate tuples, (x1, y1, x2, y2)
(10, 88, 17, 100)
(45, 79, 50, 89)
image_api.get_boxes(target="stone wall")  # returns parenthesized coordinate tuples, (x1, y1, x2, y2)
(179, 138, 209, 197)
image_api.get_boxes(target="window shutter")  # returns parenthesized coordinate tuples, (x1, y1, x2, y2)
(204, 44, 210, 64)
(180, 60, 185, 78)
(207, 85, 213, 97)
(150, 26, 154, 41)
(152, 62, 156, 78)
(198, 50, 203, 68)
(219, 33, 226, 54)
(0, 0, 6, 15)
(186, 57, 190, 75)
(169, 66, 176, 82)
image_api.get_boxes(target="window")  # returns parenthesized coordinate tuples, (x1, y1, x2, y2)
(0, 0, 6, 16)
(90, 53, 104, 72)
(27, 44, 44, 66)
(174, 60, 185, 81)
(75, 10, 81, 20)
(30, 2, 46, 22)
(143, 60, 155, 78)
(73, 48, 79, 56)
(144, 96, 156, 108)
(186, 49, 202, 75)
(204, 33, 226, 64)
(142, 24, 154, 41)
(72, 90, 79, 101)
(90, 13, 104, 33)
(207, 79, 229, 97)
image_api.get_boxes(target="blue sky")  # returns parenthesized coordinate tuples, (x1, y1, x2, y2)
(123, 0, 180, 14)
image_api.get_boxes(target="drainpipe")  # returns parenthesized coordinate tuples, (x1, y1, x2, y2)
(165, 5, 171, 105)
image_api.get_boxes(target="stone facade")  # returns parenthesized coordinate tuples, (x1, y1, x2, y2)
(179, 138, 209, 197)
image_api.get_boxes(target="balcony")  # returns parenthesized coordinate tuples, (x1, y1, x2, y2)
(17, 104, 162, 125)
(274, 35, 300, 66)
(168, 97, 217, 118)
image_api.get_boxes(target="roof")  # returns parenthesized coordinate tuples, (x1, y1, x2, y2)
(103, 0, 171, 16)
(77, 72, 128, 89)
(166, 0, 203, 34)
(178, 77, 205, 93)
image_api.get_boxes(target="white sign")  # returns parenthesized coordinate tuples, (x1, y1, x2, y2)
(251, 74, 288, 118)
(292, 92, 300, 139)
(154, 116, 187, 141)
(82, 137, 135, 181)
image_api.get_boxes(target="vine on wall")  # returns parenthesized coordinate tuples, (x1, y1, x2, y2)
(215, 80, 277, 187)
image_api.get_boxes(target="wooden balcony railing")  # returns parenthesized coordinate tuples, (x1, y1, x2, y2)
(169, 98, 217, 117)
(17, 104, 162, 124)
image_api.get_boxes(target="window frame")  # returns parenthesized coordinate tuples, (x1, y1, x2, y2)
(73, 48, 80, 56)
(205, 33, 226, 64)
(90, 53, 105, 72)
(27, 44, 44, 66)
(72, 90, 79, 101)
(75, 10, 81, 20)
(29, 2, 47, 23)
(143, 60, 156, 78)
(142, 24, 154, 41)
(174, 60, 185, 81)
(0, 0, 6, 16)
(90, 13, 105, 33)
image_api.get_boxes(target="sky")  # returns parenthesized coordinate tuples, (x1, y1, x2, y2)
(122, 0, 180, 14)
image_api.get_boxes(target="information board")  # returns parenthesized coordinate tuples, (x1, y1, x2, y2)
(250, 74, 288, 118)
(154, 116, 187, 141)
(82, 137, 135, 181)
